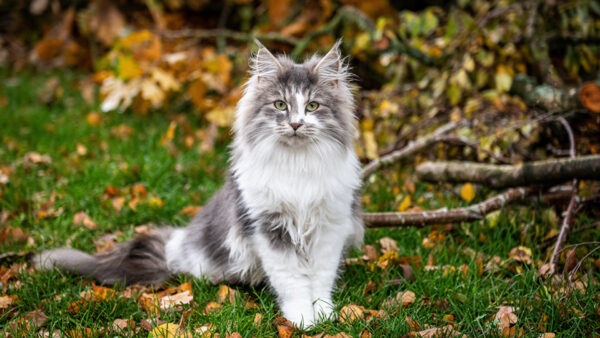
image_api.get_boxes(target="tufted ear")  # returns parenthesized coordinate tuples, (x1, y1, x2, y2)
(252, 39, 282, 82)
(314, 39, 342, 86)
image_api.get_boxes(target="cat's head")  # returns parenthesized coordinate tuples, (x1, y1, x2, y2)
(234, 40, 355, 151)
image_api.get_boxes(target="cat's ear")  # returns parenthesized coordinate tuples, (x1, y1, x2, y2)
(314, 39, 343, 86)
(252, 39, 282, 82)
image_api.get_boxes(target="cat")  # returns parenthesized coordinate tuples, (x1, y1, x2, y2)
(33, 40, 363, 328)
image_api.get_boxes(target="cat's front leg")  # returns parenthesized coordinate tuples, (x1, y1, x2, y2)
(253, 234, 315, 327)
(310, 227, 348, 323)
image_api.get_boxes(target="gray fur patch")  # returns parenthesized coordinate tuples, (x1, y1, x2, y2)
(260, 212, 294, 250)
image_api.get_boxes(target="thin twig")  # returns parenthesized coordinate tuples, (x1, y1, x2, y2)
(361, 121, 459, 179)
(549, 117, 579, 266)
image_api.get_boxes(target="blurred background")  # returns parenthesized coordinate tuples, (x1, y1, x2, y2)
(1, 0, 599, 160)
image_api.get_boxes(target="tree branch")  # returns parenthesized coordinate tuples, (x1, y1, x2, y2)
(416, 154, 600, 189)
(363, 187, 533, 227)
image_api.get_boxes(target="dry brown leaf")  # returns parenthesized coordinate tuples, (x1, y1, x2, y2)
(580, 82, 600, 113)
(508, 246, 532, 265)
(181, 205, 202, 217)
(361, 244, 377, 261)
(253, 313, 263, 326)
(203, 301, 222, 314)
(378, 237, 399, 254)
(111, 124, 134, 139)
(339, 304, 365, 323)
(277, 324, 294, 338)
(23, 152, 52, 165)
(538, 333, 555, 338)
(409, 325, 465, 337)
(563, 249, 578, 278)
(194, 324, 214, 337)
(0, 295, 18, 312)
(217, 285, 237, 304)
(86, 112, 101, 126)
(112, 318, 135, 331)
(226, 333, 242, 338)
(73, 211, 97, 229)
(383, 290, 415, 308)
(493, 306, 518, 330)
(160, 290, 193, 311)
(405, 316, 421, 330)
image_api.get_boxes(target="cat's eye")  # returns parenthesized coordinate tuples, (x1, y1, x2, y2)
(306, 101, 319, 112)
(274, 100, 287, 111)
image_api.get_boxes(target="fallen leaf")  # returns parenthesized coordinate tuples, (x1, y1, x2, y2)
(563, 249, 578, 278)
(253, 313, 263, 326)
(203, 301, 222, 314)
(361, 244, 377, 261)
(23, 152, 52, 165)
(580, 82, 600, 113)
(409, 325, 464, 337)
(73, 212, 97, 229)
(378, 237, 399, 254)
(86, 112, 101, 126)
(181, 205, 202, 217)
(460, 183, 475, 202)
(493, 305, 518, 330)
(405, 316, 421, 330)
(150, 323, 191, 338)
(339, 304, 365, 323)
(508, 246, 532, 265)
(217, 285, 237, 304)
(112, 318, 135, 331)
(0, 295, 18, 313)
(160, 290, 193, 311)
(538, 333, 555, 338)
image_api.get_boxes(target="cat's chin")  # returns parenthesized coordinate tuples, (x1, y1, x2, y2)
(277, 134, 311, 147)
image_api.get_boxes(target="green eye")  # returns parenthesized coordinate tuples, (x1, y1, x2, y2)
(306, 101, 319, 112)
(274, 100, 287, 110)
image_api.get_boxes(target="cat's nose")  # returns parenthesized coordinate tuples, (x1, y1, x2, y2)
(289, 123, 303, 131)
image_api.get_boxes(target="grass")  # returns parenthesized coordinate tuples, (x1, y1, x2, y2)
(0, 71, 598, 337)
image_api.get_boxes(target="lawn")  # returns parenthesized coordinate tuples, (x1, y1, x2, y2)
(1, 71, 598, 337)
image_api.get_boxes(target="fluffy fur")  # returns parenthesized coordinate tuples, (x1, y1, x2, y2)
(33, 40, 363, 328)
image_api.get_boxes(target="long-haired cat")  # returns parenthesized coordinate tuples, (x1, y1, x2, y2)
(34, 40, 363, 328)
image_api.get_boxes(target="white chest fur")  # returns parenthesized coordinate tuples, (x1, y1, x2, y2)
(232, 142, 360, 245)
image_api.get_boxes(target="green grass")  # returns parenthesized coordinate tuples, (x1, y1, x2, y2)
(0, 71, 598, 337)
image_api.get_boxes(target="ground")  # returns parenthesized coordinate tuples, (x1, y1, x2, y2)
(0, 71, 598, 336)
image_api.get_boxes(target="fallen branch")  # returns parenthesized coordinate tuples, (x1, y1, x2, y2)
(416, 154, 600, 189)
(361, 122, 459, 179)
(363, 187, 533, 227)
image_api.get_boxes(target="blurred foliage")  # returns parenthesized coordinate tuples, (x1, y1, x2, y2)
(1, 0, 600, 162)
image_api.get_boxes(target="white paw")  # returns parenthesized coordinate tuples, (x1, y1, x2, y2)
(313, 299, 336, 323)
(282, 302, 315, 329)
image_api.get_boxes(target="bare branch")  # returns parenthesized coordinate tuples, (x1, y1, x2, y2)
(363, 187, 533, 228)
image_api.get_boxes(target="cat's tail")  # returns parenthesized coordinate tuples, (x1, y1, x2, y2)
(32, 228, 173, 287)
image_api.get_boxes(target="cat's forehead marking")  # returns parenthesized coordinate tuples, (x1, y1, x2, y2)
(278, 64, 315, 89)
(295, 92, 305, 113)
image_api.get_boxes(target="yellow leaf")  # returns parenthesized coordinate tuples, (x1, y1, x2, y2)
(398, 196, 411, 212)
(460, 183, 475, 202)
(150, 323, 191, 338)
(86, 112, 101, 126)
(148, 197, 164, 208)
(117, 55, 144, 81)
(363, 130, 378, 160)
(165, 121, 177, 141)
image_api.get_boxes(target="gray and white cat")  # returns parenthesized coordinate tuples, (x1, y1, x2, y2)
(34, 40, 363, 328)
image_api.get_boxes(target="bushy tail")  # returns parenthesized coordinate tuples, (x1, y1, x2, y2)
(33, 229, 172, 287)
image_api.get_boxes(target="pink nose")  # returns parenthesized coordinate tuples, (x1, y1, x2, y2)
(289, 123, 303, 131)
